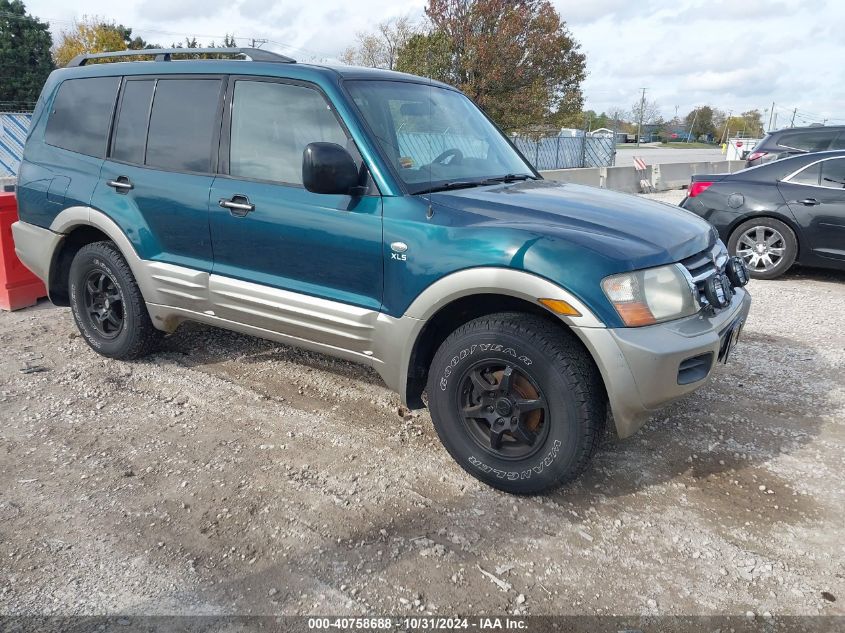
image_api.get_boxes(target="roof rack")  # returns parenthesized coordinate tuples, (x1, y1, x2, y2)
(66, 48, 296, 67)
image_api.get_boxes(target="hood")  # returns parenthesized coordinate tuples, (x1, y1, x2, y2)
(431, 179, 714, 269)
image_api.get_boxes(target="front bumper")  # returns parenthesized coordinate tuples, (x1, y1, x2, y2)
(572, 287, 752, 438)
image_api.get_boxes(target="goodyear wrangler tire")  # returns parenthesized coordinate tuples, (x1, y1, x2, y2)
(426, 312, 605, 494)
(69, 241, 162, 360)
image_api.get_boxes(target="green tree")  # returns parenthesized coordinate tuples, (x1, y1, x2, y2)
(396, 0, 586, 131)
(0, 0, 54, 108)
(685, 105, 718, 140)
(721, 109, 764, 139)
(53, 16, 158, 67)
(395, 31, 452, 79)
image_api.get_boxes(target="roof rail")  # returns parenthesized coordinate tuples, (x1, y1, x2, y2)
(66, 48, 296, 68)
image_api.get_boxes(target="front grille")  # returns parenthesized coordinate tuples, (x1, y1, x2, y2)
(680, 240, 730, 307)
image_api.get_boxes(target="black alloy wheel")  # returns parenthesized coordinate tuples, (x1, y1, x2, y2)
(82, 269, 125, 339)
(458, 361, 550, 460)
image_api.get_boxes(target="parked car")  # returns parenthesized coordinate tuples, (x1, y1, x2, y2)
(681, 151, 845, 279)
(745, 125, 845, 167)
(12, 48, 751, 494)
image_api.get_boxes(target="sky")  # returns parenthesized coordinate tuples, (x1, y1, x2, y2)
(23, 0, 845, 127)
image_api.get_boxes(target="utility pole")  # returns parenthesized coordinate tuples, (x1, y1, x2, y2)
(250, 38, 268, 48)
(790, 108, 797, 127)
(686, 108, 698, 143)
(768, 102, 775, 132)
(635, 88, 646, 148)
(720, 111, 732, 145)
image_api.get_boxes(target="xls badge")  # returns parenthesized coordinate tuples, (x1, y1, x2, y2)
(390, 241, 408, 261)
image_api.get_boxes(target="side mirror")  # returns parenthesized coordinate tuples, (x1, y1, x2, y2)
(302, 142, 360, 195)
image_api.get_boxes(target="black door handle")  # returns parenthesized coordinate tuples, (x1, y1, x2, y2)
(106, 176, 133, 192)
(219, 195, 255, 217)
(798, 198, 820, 206)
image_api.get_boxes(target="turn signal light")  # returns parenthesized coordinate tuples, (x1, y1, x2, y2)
(538, 298, 581, 317)
(688, 181, 714, 198)
(613, 301, 656, 327)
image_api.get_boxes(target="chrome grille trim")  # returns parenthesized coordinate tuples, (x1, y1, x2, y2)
(680, 241, 730, 307)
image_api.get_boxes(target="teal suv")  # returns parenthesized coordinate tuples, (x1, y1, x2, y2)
(12, 49, 751, 493)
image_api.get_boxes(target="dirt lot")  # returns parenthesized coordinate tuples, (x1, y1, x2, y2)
(1, 219, 844, 621)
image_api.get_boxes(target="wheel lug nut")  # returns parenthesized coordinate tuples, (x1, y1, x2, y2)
(487, 406, 494, 413)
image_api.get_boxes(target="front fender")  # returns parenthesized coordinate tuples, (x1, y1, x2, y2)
(370, 267, 605, 406)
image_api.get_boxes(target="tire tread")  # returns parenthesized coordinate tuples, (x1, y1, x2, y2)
(70, 241, 162, 360)
(428, 312, 606, 492)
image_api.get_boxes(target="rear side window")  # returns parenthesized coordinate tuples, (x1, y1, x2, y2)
(777, 131, 835, 152)
(45, 77, 120, 157)
(111, 80, 154, 164)
(821, 159, 845, 189)
(145, 79, 223, 172)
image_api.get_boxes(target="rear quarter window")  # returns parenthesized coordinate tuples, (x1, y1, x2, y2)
(777, 130, 836, 152)
(44, 77, 120, 157)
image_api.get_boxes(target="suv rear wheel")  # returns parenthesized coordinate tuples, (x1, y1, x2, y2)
(426, 312, 605, 494)
(69, 241, 162, 359)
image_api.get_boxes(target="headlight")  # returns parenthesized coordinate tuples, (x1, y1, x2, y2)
(601, 264, 699, 327)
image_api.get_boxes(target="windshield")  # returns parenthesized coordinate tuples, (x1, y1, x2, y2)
(345, 80, 535, 194)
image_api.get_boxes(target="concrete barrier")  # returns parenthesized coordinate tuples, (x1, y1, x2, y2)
(540, 160, 746, 193)
(540, 167, 602, 188)
(604, 165, 651, 194)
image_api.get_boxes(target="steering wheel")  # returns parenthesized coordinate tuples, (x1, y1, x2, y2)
(431, 148, 463, 166)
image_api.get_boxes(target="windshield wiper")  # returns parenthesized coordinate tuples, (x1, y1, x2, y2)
(415, 174, 536, 195)
(414, 180, 488, 195)
(480, 174, 535, 184)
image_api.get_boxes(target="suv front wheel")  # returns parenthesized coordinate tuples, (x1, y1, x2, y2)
(69, 241, 162, 359)
(426, 312, 605, 494)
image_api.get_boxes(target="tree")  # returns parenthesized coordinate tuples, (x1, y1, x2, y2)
(684, 105, 718, 140)
(396, 0, 586, 131)
(631, 98, 663, 127)
(53, 16, 156, 67)
(341, 17, 415, 70)
(0, 0, 54, 108)
(721, 109, 764, 139)
(395, 31, 452, 78)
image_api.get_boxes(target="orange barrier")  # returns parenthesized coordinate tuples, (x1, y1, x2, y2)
(0, 193, 47, 311)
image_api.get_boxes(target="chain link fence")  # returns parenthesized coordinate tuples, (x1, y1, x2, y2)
(510, 133, 616, 169)
(396, 131, 616, 171)
(0, 112, 33, 177)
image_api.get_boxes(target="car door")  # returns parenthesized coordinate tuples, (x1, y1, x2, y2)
(92, 76, 225, 275)
(208, 76, 383, 352)
(778, 157, 845, 262)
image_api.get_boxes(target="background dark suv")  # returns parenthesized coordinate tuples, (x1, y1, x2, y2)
(746, 125, 845, 167)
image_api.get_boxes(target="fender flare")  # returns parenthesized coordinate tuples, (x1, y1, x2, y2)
(370, 267, 605, 405)
(49, 206, 183, 310)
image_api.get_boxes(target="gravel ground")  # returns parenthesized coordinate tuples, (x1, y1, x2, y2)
(1, 196, 843, 621)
